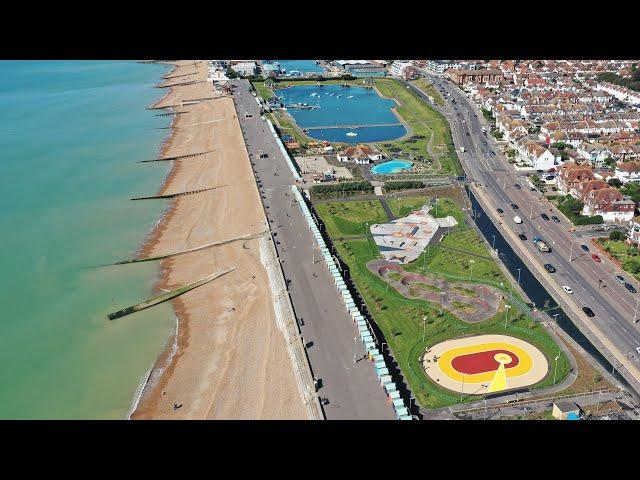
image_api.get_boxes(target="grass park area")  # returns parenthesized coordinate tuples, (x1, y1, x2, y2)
(412, 78, 445, 106)
(314, 200, 387, 238)
(314, 195, 570, 409)
(373, 78, 463, 176)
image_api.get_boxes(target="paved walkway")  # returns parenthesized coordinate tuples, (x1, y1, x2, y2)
(233, 79, 395, 419)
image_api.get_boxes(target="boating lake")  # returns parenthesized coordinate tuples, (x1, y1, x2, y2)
(275, 84, 407, 144)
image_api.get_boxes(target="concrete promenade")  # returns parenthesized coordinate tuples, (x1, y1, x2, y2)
(232, 80, 395, 419)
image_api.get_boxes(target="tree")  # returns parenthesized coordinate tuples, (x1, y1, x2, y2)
(603, 156, 617, 169)
(609, 230, 625, 241)
(608, 178, 623, 188)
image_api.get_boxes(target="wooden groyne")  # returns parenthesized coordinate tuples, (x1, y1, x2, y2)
(157, 80, 208, 89)
(111, 231, 268, 265)
(148, 97, 219, 110)
(154, 111, 188, 117)
(163, 71, 198, 80)
(131, 184, 228, 201)
(139, 150, 213, 163)
(107, 267, 237, 320)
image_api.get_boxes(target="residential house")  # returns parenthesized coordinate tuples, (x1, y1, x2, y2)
(557, 163, 595, 196)
(582, 187, 635, 222)
(615, 161, 640, 184)
(576, 142, 612, 167)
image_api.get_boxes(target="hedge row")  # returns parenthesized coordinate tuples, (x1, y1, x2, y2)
(310, 181, 374, 198)
(384, 181, 424, 191)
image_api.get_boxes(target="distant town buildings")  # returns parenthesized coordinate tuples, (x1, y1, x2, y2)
(333, 60, 387, 78)
(425, 60, 461, 75)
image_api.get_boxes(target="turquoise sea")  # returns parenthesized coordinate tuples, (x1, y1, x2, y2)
(0, 61, 176, 419)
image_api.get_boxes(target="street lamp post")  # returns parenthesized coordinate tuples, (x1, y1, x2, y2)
(634, 297, 640, 324)
(353, 336, 357, 364)
(440, 292, 446, 316)
(504, 304, 511, 330)
(469, 259, 475, 281)
(553, 354, 560, 385)
(422, 316, 427, 343)
(517, 268, 521, 285)
(569, 238, 574, 262)
(492, 234, 496, 251)
(553, 313, 559, 332)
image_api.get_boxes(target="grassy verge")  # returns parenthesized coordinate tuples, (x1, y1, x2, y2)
(251, 80, 274, 100)
(412, 78, 444, 106)
(596, 238, 640, 281)
(314, 197, 570, 409)
(372, 78, 463, 176)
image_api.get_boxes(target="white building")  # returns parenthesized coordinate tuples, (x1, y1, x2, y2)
(615, 162, 640, 184)
(389, 61, 413, 78)
(231, 61, 258, 77)
(425, 60, 461, 75)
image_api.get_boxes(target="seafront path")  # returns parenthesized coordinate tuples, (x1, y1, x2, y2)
(232, 79, 395, 419)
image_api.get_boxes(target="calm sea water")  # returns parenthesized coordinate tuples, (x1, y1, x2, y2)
(275, 84, 407, 143)
(270, 60, 324, 75)
(0, 61, 176, 419)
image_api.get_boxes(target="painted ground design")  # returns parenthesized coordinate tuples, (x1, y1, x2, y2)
(422, 335, 548, 395)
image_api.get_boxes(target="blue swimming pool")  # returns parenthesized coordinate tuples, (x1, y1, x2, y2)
(371, 160, 413, 175)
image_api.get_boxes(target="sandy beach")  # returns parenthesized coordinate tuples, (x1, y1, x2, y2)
(131, 61, 307, 419)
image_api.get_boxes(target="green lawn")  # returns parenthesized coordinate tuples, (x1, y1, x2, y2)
(412, 78, 445, 106)
(315, 196, 570, 409)
(372, 78, 463, 176)
(386, 196, 465, 222)
(314, 200, 388, 238)
(251, 80, 274, 100)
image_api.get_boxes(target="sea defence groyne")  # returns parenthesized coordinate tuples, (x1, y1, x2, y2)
(139, 150, 213, 163)
(107, 267, 236, 321)
(111, 232, 268, 265)
(130, 185, 228, 201)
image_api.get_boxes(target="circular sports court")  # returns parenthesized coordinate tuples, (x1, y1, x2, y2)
(423, 335, 548, 395)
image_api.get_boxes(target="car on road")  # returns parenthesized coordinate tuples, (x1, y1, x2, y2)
(544, 263, 556, 273)
(514, 184, 521, 189)
(563, 285, 573, 294)
(580, 244, 590, 252)
(482, 141, 487, 145)
(625, 283, 637, 293)
(497, 208, 504, 214)
(466, 132, 470, 136)
(511, 203, 519, 210)
(591, 254, 601, 262)
(541, 213, 550, 221)
(637, 347, 640, 354)
(616, 275, 626, 284)
(490, 151, 496, 156)
(582, 306, 595, 317)
(518, 233, 527, 241)
(551, 216, 560, 223)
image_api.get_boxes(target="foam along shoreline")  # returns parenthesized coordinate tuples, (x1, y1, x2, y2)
(129, 61, 308, 420)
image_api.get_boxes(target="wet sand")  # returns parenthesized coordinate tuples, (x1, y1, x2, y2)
(131, 61, 307, 419)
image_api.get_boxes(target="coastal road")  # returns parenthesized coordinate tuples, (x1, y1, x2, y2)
(415, 73, 640, 394)
(231, 79, 395, 419)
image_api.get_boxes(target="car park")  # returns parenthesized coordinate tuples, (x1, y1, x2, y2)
(544, 264, 556, 273)
(582, 306, 595, 317)
(541, 213, 550, 221)
(625, 283, 637, 293)
(552, 216, 560, 223)
(518, 233, 527, 241)
(581, 244, 590, 252)
(591, 254, 601, 262)
(563, 286, 573, 294)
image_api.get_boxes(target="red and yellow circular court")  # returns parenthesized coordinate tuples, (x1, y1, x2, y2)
(423, 335, 548, 395)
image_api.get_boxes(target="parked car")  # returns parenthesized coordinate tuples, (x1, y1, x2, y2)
(551, 216, 560, 223)
(518, 233, 527, 241)
(615, 275, 626, 285)
(563, 285, 573, 294)
(582, 306, 595, 317)
(514, 184, 521, 189)
(544, 263, 556, 273)
(581, 244, 590, 252)
(625, 283, 637, 294)
(511, 203, 519, 210)
(497, 208, 504, 214)
(541, 213, 550, 221)
(591, 254, 601, 262)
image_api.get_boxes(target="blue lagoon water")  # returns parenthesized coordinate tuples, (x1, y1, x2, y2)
(0, 61, 176, 418)
(371, 160, 413, 175)
(275, 84, 407, 144)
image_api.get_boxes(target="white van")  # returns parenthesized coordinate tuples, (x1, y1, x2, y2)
(514, 216, 523, 224)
